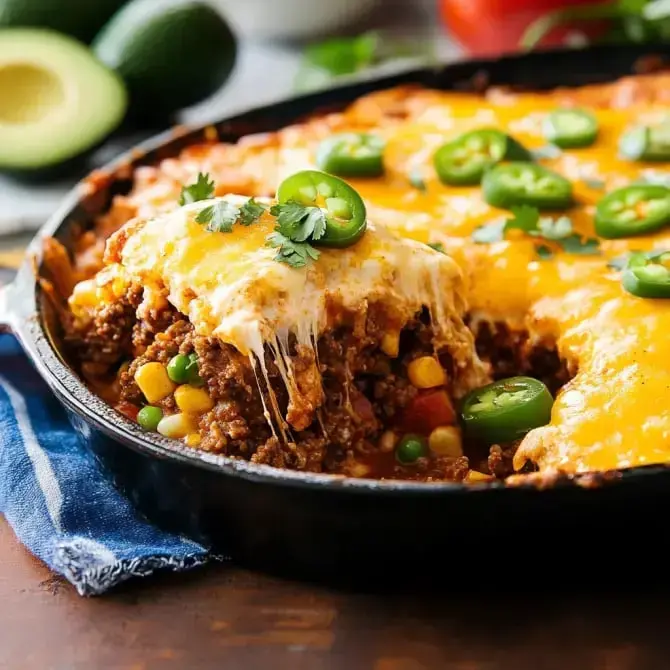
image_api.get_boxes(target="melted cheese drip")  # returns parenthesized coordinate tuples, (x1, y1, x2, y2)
(108, 197, 486, 431)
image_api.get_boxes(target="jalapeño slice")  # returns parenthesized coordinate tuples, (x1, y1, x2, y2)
(316, 132, 385, 177)
(276, 170, 367, 248)
(433, 128, 531, 186)
(543, 107, 599, 149)
(460, 376, 554, 444)
(595, 184, 670, 239)
(622, 251, 670, 299)
(481, 162, 573, 210)
(619, 125, 670, 162)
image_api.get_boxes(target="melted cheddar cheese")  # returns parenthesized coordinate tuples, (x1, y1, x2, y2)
(81, 73, 670, 477)
(71, 196, 488, 433)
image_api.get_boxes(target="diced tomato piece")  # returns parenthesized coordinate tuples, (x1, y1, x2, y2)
(352, 392, 375, 422)
(402, 390, 456, 435)
(116, 401, 139, 422)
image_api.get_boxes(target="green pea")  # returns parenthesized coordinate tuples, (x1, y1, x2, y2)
(137, 406, 163, 431)
(184, 352, 203, 386)
(396, 434, 427, 464)
(167, 354, 190, 383)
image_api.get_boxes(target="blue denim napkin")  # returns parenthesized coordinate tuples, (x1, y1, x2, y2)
(0, 334, 221, 596)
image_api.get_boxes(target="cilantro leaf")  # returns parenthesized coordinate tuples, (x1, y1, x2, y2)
(472, 205, 540, 243)
(270, 201, 327, 242)
(427, 242, 446, 254)
(238, 198, 267, 226)
(296, 31, 436, 93)
(506, 205, 541, 233)
(266, 231, 320, 268)
(530, 144, 562, 160)
(557, 234, 601, 255)
(536, 244, 554, 260)
(270, 201, 306, 232)
(472, 205, 599, 257)
(301, 208, 327, 241)
(195, 201, 240, 233)
(179, 172, 215, 206)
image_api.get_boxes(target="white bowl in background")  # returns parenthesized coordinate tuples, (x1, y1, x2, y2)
(209, 0, 381, 41)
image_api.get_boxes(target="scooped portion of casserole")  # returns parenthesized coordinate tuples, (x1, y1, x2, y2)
(61, 171, 492, 481)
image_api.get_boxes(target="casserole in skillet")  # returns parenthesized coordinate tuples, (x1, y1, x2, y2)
(7, 47, 670, 579)
(44, 58, 670, 485)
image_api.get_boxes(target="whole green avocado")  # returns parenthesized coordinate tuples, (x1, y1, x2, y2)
(93, 0, 237, 122)
(0, 0, 126, 43)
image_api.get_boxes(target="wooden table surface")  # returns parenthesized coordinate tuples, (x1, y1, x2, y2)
(1, 512, 670, 670)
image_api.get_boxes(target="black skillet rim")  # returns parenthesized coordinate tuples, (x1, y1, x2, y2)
(10, 43, 670, 496)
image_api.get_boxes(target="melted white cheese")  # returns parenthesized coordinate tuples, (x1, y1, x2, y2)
(88, 196, 487, 430)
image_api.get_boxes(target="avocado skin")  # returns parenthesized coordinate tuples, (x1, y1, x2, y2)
(93, 0, 237, 122)
(0, 0, 126, 43)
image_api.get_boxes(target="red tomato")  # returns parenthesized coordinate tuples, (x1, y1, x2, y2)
(439, 0, 612, 56)
(351, 392, 375, 422)
(402, 390, 456, 435)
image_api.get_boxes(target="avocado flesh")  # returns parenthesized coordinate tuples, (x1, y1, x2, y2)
(0, 29, 127, 170)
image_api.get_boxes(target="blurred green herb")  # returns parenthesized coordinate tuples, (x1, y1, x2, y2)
(521, 0, 670, 50)
(295, 31, 436, 93)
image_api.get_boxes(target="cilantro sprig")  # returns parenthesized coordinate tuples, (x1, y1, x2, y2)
(266, 232, 321, 268)
(265, 201, 327, 268)
(179, 172, 215, 205)
(472, 205, 600, 259)
(179, 173, 267, 233)
(195, 197, 267, 233)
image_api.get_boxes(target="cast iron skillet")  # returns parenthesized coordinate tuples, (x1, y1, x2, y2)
(3, 45, 670, 586)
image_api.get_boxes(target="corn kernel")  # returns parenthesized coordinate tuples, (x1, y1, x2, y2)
(174, 385, 214, 414)
(134, 362, 175, 404)
(407, 356, 447, 389)
(379, 430, 398, 453)
(185, 433, 202, 447)
(428, 426, 463, 457)
(157, 413, 197, 439)
(381, 332, 400, 358)
(349, 462, 371, 478)
(466, 470, 494, 483)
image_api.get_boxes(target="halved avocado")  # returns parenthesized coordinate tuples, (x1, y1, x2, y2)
(0, 29, 128, 171)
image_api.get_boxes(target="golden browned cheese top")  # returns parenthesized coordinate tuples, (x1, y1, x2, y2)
(84, 73, 670, 476)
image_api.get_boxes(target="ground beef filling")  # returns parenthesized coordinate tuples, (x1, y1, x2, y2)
(113, 310, 470, 481)
(66, 289, 570, 482)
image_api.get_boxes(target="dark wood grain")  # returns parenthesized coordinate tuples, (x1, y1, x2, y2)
(2, 516, 670, 670)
